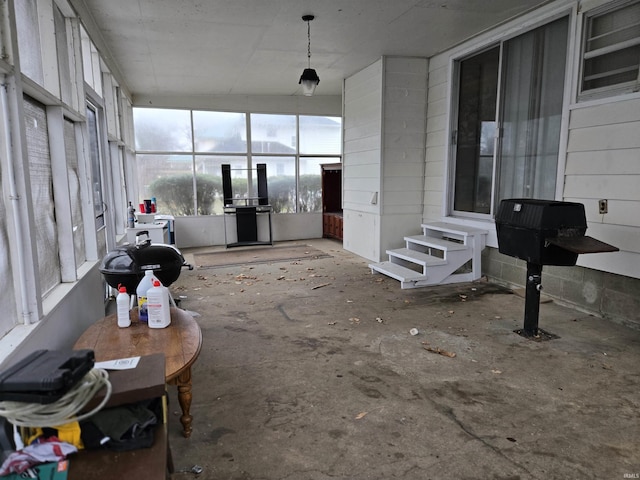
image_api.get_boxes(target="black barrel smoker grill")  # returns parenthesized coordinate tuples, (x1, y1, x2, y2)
(495, 199, 618, 338)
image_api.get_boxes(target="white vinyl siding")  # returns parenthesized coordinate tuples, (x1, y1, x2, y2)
(343, 61, 383, 214)
(565, 96, 640, 278)
(380, 58, 428, 257)
(343, 57, 428, 262)
(343, 61, 383, 260)
(381, 57, 427, 217)
(424, 55, 450, 222)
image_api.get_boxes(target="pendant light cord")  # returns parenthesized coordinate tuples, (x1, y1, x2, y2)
(307, 19, 312, 69)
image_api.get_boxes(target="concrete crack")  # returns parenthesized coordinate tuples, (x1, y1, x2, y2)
(421, 387, 539, 479)
(277, 303, 294, 322)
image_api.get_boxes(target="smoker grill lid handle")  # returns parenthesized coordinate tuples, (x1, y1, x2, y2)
(545, 236, 619, 254)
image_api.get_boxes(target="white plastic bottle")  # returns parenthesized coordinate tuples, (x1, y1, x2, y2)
(127, 201, 136, 228)
(147, 279, 171, 329)
(116, 285, 131, 328)
(136, 270, 158, 323)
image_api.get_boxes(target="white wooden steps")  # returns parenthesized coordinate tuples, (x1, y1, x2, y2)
(369, 222, 488, 289)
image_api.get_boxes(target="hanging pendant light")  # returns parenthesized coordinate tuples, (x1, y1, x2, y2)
(299, 14, 320, 96)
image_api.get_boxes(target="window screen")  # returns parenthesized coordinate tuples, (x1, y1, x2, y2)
(193, 111, 246, 153)
(299, 116, 342, 155)
(64, 118, 86, 268)
(24, 95, 61, 295)
(54, 5, 72, 105)
(86, 105, 105, 230)
(14, 0, 44, 85)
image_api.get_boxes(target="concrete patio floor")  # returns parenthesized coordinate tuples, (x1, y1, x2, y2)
(166, 239, 640, 480)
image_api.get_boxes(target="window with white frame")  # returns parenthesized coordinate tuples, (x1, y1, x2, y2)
(24, 95, 61, 296)
(64, 118, 86, 268)
(451, 16, 569, 217)
(54, 4, 72, 105)
(86, 103, 109, 260)
(80, 26, 103, 96)
(14, 0, 44, 85)
(134, 108, 342, 216)
(0, 139, 19, 338)
(580, 0, 640, 98)
(0, 2, 6, 62)
(0, 0, 129, 346)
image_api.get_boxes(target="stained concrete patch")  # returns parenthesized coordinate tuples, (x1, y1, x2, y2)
(194, 244, 331, 268)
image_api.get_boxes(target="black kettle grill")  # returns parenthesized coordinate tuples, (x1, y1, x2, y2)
(99, 233, 192, 294)
(495, 199, 618, 338)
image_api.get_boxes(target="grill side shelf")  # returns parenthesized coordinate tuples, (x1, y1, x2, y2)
(545, 235, 619, 254)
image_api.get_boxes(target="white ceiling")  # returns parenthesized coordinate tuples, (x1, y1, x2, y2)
(70, 0, 552, 98)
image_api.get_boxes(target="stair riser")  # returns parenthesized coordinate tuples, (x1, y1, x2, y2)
(389, 247, 469, 267)
(422, 231, 467, 244)
(387, 250, 447, 267)
(404, 238, 467, 253)
(404, 246, 447, 260)
(388, 256, 427, 275)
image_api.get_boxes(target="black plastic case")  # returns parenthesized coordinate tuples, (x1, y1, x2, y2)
(0, 349, 95, 404)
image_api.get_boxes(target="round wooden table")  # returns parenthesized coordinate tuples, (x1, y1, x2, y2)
(74, 307, 202, 438)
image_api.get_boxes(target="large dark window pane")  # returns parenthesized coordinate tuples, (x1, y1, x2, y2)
(453, 47, 499, 214)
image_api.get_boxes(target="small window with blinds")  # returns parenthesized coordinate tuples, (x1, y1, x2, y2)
(580, 0, 640, 98)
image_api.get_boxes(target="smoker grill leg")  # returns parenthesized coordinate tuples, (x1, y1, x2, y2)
(523, 262, 543, 336)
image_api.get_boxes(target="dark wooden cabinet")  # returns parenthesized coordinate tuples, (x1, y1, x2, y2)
(323, 212, 343, 240)
(321, 163, 343, 241)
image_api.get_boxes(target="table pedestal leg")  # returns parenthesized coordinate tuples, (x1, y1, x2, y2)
(170, 368, 193, 438)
